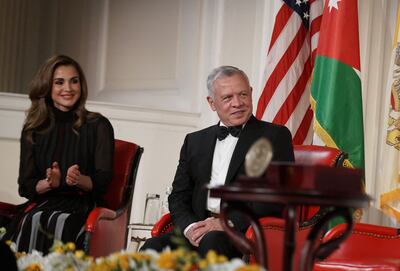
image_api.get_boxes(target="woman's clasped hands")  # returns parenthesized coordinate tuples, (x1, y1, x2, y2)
(36, 162, 81, 194)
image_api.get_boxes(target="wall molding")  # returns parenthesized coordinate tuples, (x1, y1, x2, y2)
(0, 93, 200, 140)
(83, 0, 203, 113)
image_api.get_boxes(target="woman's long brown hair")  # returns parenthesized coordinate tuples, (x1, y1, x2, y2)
(24, 55, 98, 142)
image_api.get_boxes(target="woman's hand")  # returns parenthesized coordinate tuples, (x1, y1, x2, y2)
(46, 161, 61, 188)
(36, 161, 60, 193)
(66, 164, 80, 186)
(66, 164, 93, 191)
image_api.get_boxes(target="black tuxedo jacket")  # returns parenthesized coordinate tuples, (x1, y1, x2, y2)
(168, 115, 294, 233)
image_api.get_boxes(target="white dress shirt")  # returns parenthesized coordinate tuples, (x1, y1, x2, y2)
(206, 131, 239, 213)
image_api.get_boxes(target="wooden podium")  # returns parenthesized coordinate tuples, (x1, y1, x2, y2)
(208, 163, 370, 271)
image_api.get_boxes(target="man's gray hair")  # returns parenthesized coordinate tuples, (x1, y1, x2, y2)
(206, 66, 250, 97)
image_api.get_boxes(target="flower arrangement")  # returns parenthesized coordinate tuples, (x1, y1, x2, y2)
(7, 239, 262, 271)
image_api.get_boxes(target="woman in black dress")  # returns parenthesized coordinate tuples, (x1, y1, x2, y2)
(1, 55, 114, 254)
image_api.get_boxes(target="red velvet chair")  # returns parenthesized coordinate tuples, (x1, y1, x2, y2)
(245, 217, 317, 271)
(83, 139, 143, 257)
(313, 223, 400, 271)
(0, 139, 143, 258)
(243, 145, 347, 270)
(294, 145, 347, 222)
(151, 145, 347, 238)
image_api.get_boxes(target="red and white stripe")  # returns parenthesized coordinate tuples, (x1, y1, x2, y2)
(256, 0, 322, 144)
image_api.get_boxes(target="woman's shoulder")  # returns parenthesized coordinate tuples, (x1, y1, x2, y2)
(86, 111, 107, 122)
(86, 112, 113, 130)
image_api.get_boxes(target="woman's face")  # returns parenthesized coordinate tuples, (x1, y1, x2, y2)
(51, 65, 81, 112)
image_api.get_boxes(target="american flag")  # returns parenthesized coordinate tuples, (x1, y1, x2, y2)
(256, 0, 323, 144)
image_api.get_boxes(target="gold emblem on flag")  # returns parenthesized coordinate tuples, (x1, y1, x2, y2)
(386, 43, 400, 150)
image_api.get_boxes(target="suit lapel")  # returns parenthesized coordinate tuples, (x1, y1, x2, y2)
(196, 125, 218, 218)
(225, 116, 262, 184)
(198, 124, 219, 186)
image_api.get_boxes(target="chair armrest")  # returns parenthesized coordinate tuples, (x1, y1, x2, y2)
(323, 222, 399, 242)
(0, 202, 17, 217)
(85, 207, 117, 233)
(151, 213, 173, 237)
(0, 202, 38, 218)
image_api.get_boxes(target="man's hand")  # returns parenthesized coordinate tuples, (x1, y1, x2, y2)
(185, 217, 224, 247)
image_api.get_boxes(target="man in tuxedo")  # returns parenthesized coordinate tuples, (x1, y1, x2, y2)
(141, 65, 294, 258)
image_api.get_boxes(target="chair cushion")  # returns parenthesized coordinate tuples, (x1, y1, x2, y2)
(245, 217, 314, 271)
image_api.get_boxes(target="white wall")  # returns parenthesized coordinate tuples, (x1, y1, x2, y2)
(0, 0, 398, 224)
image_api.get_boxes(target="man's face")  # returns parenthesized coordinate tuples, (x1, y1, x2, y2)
(207, 73, 253, 126)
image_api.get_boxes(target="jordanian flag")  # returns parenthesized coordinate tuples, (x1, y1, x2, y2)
(311, 0, 364, 169)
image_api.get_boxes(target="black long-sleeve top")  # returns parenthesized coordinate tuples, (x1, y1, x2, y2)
(18, 107, 114, 204)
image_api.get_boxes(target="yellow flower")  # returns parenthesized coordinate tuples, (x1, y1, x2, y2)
(11, 240, 257, 271)
(74, 250, 85, 259)
(87, 261, 106, 271)
(181, 262, 194, 271)
(198, 259, 208, 269)
(15, 251, 27, 259)
(236, 264, 262, 271)
(175, 248, 186, 257)
(107, 259, 118, 269)
(217, 255, 228, 263)
(205, 250, 218, 264)
(26, 263, 42, 271)
(132, 252, 151, 261)
(54, 246, 64, 253)
(65, 242, 76, 251)
(157, 251, 177, 269)
(117, 254, 130, 270)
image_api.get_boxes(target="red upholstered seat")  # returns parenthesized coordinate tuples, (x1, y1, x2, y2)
(244, 145, 347, 270)
(294, 145, 347, 222)
(0, 139, 143, 258)
(313, 223, 400, 271)
(245, 217, 315, 271)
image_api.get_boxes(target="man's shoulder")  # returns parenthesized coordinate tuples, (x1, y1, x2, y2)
(249, 116, 290, 132)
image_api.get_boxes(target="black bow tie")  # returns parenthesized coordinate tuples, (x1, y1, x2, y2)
(217, 125, 242, 140)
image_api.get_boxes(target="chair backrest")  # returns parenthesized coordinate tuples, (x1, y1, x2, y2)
(293, 145, 347, 167)
(245, 217, 315, 271)
(294, 145, 347, 222)
(103, 139, 144, 211)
